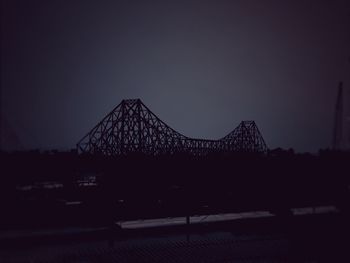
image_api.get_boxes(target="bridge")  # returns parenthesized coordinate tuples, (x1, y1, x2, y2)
(77, 99, 268, 156)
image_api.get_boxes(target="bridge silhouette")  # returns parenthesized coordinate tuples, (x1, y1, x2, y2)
(77, 99, 268, 156)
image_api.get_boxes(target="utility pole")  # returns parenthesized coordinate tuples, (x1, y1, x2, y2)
(333, 82, 343, 150)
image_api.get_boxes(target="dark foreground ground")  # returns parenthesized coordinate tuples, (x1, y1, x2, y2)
(1, 212, 349, 263)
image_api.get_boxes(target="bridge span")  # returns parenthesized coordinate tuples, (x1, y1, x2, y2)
(77, 99, 268, 156)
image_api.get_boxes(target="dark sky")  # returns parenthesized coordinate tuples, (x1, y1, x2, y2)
(1, 0, 350, 152)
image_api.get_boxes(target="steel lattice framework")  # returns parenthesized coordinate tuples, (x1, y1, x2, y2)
(77, 99, 268, 155)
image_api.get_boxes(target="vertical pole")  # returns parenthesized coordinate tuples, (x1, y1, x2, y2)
(333, 82, 343, 150)
(186, 214, 190, 242)
(186, 215, 190, 225)
(186, 187, 191, 242)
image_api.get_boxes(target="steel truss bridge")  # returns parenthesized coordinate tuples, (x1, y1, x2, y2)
(77, 99, 268, 156)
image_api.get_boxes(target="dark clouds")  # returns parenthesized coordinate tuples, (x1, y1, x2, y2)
(1, 0, 350, 152)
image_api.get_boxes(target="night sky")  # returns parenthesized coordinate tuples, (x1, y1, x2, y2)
(1, 0, 350, 153)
